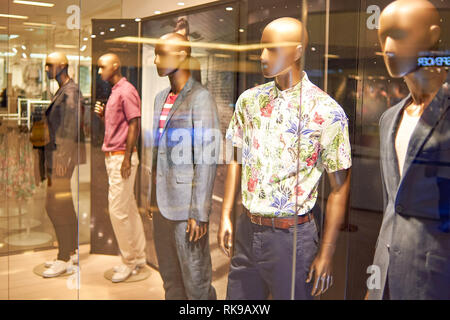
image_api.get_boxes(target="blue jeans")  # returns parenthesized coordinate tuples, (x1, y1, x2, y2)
(226, 213, 319, 300)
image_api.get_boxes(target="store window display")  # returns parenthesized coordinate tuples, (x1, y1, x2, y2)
(150, 32, 220, 300)
(368, 0, 450, 300)
(95, 53, 147, 283)
(220, 17, 352, 300)
(42, 52, 85, 278)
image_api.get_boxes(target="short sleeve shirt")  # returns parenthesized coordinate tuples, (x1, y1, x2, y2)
(225, 72, 352, 217)
(102, 77, 141, 152)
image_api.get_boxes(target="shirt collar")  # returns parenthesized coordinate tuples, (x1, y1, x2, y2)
(112, 77, 127, 91)
(270, 71, 309, 100)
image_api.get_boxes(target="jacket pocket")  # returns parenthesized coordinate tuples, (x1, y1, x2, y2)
(175, 172, 194, 184)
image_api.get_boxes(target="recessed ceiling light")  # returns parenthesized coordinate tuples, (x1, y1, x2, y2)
(12, 47, 17, 53)
(120, 24, 126, 27)
(22, 52, 27, 58)
(0, 14, 28, 20)
(109, 28, 115, 32)
(91, 34, 96, 38)
(239, 28, 244, 33)
(80, 45, 87, 52)
(135, 18, 141, 22)
(226, 7, 233, 11)
(100, 31, 105, 35)
(177, 2, 185, 6)
(219, 19, 224, 22)
(21, 45, 26, 50)
(83, 37, 88, 41)
(13, 1, 54, 7)
(154, 11, 161, 14)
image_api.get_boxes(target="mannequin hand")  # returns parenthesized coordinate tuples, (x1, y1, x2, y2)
(120, 158, 131, 179)
(218, 216, 233, 257)
(186, 218, 208, 242)
(306, 248, 334, 296)
(94, 101, 105, 118)
(55, 156, 68, 177)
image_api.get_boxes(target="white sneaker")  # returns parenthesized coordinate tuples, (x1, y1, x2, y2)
(111, 265, 133, 283)
(45, 253, 78, 268)
(113, 261, 145, 273)
(43, 260, 73, 278)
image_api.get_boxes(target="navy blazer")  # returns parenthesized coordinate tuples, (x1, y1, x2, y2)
(369, 74, 450, 300)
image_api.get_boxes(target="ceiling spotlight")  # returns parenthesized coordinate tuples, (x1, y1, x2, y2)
(177, 2, 185, 6)
(120, 24, 126, 27)
(239, 28, 244, 33)
(226, 7, 233, 11)
(21, 45, 27, 50)
(80, 45, 87, 52)
(12, 47, 17, 53)
(22, 52, 27, 58)
(100, 31, 105, 35)
(219, 19, 224, 22)
(135, 18, 141, 22)
(109, 28, 115, 32)
(83, 37, 88, 41)
(154, 11, 161, 14)
(91, 34, 96, 38)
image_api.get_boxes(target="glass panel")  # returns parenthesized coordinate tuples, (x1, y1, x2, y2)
(1, 0, 82, 299)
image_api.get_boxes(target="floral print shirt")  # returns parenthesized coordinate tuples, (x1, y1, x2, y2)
(226, 72, 352, 217)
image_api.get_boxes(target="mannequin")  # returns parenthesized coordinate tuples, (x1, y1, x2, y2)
(42, 52, 84, 277)
(95, 53, 147, 283)
(150, 32, 219, 299)
(368, 0, 449, 299)
(221, 18, 352, 299)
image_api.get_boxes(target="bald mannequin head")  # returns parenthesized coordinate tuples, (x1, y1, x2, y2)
(379, 0, 441, 78)
(45, 52, 69, 80)
(260, 17, 308, 78)
(98, 53, 122, 83)
(154, 32, 191, 77)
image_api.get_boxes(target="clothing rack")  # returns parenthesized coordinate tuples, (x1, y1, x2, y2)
(0, 98, 50, 130)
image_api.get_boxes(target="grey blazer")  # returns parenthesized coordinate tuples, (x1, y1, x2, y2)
(369, 76, 450, 300)
(45, 79, 86, 168)
(150, 77, 220, 222)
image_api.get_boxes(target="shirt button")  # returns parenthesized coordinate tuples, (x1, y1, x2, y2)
(395, 205, 403, 213)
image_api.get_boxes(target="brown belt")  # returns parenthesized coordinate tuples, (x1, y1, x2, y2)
(245, 209, 313, 229)
(105, 147, 137, 157)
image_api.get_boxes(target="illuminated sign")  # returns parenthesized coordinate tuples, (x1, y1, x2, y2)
(417, 56, 450, 67)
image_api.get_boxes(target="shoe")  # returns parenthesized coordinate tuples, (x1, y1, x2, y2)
(113, 260, 146, 272)
(111, 265, 133, 283)
(45, 253, 78, 268)
(43, 260, 73, 278)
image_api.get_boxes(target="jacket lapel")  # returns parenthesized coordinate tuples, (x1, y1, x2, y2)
(386, 97, 407, 190)
(153, 87, 171, 145)
(160, 77, 194, 136)
(45, 80, 72, 116)
(401, 80, 450, 180)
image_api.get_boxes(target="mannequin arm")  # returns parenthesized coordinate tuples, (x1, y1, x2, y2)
(218, 158, 241, 257)
(307, 168, 351, 296)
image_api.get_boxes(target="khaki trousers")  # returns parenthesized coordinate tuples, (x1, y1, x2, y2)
(105, 152, 146, 268)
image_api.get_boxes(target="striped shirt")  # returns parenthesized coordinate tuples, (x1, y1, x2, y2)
(159, 92, 178, 139)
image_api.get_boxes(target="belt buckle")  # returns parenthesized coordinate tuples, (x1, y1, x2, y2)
(251, 214, 262, 226)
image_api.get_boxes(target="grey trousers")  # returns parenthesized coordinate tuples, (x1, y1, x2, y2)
(152, 210, 217, 300)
